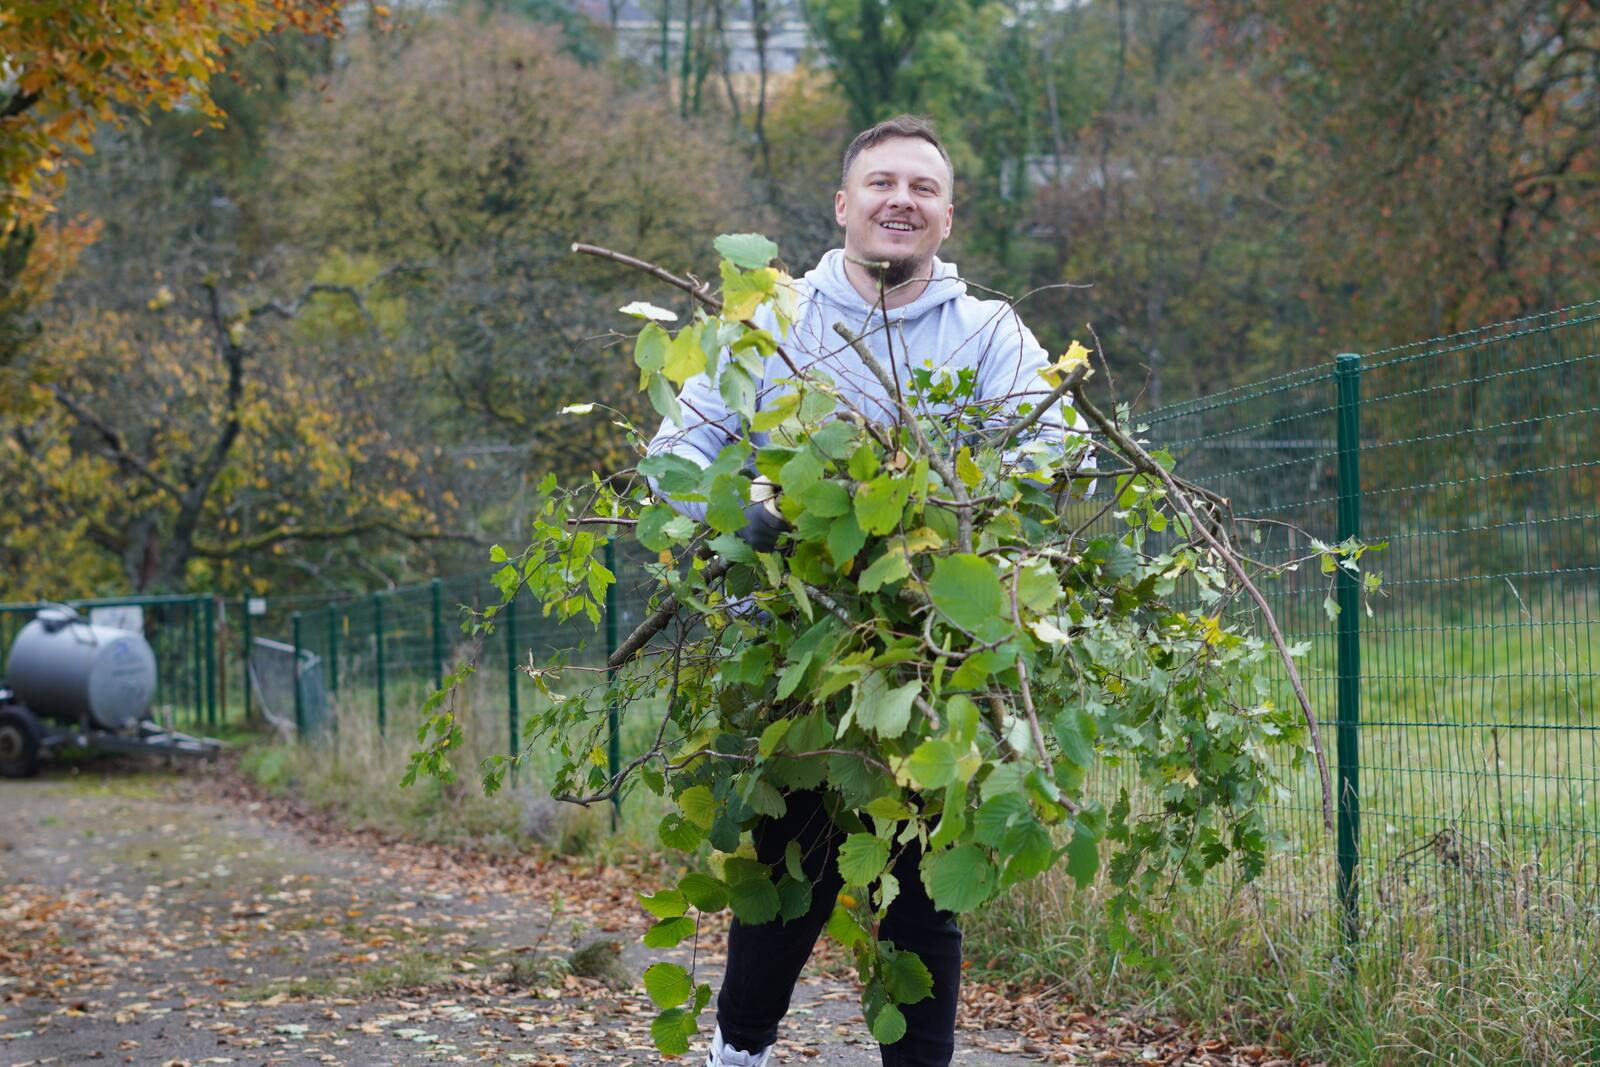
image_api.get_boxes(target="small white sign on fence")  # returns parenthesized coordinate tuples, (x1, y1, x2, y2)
(89, 605, 145, 633)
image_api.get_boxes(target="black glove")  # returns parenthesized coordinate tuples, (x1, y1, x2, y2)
(737, 498, 789, 552)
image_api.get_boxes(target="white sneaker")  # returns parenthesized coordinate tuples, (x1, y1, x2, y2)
(705, 1024, 773, 1067)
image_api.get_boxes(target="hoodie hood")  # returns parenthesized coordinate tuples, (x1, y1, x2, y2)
(803, 249, 967, 323)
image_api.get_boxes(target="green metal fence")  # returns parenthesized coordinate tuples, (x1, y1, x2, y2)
(243, 299, 1599, 950)
(1135, 299, 1600, 948)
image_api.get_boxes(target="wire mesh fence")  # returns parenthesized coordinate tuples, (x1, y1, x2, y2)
(225, 299, 1598, 954)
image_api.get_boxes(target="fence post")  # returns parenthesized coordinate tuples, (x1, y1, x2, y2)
(604, 537, 621, 830)
(241, 598, 253, 722)
(292, 611, 305, 738)
(374, 592, 387, 737)
(1334, 352, 1364, 946)
(326, 603, 339, 692)
(431, 577, 444, 691)
(190, 600, 203, 726)
(505, 599, 519, 775)
(203, 595, 217, 727)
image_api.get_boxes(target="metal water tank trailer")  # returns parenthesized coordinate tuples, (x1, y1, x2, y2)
(5, 608, 158, 731)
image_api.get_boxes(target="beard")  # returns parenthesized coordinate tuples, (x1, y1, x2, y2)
(881, 255, 924, 289)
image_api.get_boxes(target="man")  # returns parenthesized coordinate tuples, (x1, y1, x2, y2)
(646, 116, 1080, 1067)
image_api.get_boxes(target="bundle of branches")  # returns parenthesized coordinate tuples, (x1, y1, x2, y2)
(407, 234, 1363, 1056)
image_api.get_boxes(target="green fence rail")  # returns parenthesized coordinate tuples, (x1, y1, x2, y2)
(236, 299, 1598, 952)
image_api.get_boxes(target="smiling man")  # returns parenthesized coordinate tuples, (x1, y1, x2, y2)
(646, 115, 1084, 1067)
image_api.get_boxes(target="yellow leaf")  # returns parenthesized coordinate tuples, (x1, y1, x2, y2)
(956, 445, 981, 489)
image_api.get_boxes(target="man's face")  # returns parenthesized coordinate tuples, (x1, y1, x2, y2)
(835, 136, 954, 280)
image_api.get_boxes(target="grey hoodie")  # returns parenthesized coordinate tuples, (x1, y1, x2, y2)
(646, 249, 1080, 519)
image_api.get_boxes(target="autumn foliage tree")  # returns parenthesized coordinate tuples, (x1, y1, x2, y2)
(267, 14, 752, 485)
(0, 0, 343, 225)
(0, 258, 462, 598)
(1208, 0, 1600, 344)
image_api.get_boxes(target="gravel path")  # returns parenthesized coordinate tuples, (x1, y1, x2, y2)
(0, 766, 1051, 1066)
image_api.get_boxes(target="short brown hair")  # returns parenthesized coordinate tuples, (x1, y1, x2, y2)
(841, 115, 955, 193)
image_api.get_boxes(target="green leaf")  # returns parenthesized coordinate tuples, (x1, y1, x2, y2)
(858, 550, 910, 593)
(883, 948, 933, 1005)
(786, 574, 814, 621)
(751, 391, 801, 432)
(868, 1003, 907, 1045)
(647, 372, 683, 427)
(714, 232, 780, 269)
(944, 695, 980, 748)
(973, 793, 1030, 847)
(634, 322, 669, 373)
(906, 739, 958, 789)
(827, 512, 867, 567)
(663, 325, 708, 384)
(1001, 819, 1056, 884)
(639, 454, 705, 496)
(743, 778, 787, 818)
(837, 833, 891, 886)
(758, 718, 792, 756)
(1054, 708, 1096, 768)
(848, 441, 880, 481)
(726, 876, 781, 924)
(677, 785, 718, 829)
(642, 962, 693, 1009)
(705, 473, 749, 533)
(650, 1007, 698, 1056)
(720, 364, 756, 417)
(948, 648, 1009, 690)
(921, 844, 996, 913)
(929, 554, 1004, 634)
(929, 780, 967, 850)
(658, 813, 704, 851)
(854, 474, 911, 535)
(678, 873, 728, 912)
(1066, 829, 1099, 888)
(776, 619, 833, 700)
(642, 915, 696, 948)
(1016, 558, 1061, 613)
(778, 448, 825, 495)
(777, 874, 813, 921)
(799, 479, 851, 518)
(849, 671, 920, 739)
(826, 905, 869, 948)
(638, 888, 689, 919)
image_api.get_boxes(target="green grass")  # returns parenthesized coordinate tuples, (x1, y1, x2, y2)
(234, 658, 675, 859)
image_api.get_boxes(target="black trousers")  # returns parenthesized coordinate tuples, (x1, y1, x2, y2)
(716, 791, 963, 1067)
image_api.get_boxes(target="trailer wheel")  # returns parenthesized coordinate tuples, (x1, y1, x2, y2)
(0, 706, 42, 779)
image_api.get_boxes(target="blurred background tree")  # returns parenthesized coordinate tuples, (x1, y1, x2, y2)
(2, 0, 1595, 599)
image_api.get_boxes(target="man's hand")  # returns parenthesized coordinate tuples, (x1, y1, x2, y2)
(737, 477, 789, 552)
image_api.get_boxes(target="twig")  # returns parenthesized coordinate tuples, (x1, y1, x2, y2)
(830, 321, 971, 551)
(572, 243, 717, 309)
(993, 362, 1091, 453)
(607, 556, 732, 670)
